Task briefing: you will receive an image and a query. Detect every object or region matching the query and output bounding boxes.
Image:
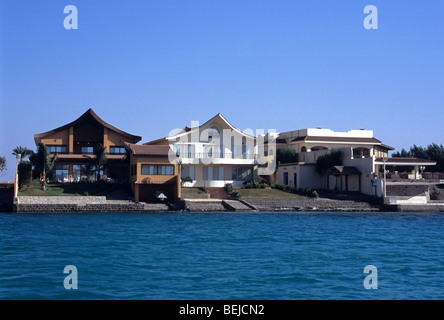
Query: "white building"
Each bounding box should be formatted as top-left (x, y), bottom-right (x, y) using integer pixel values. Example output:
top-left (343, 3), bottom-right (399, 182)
top-left (144, 113), bottom-right (273, 188)
top-left (274, 127), bottom-right (438, 197)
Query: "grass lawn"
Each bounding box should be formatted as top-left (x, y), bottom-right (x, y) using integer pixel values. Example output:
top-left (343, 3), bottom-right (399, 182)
top-left (18, 179), bottom-right (115, 196)
top-left (181, 187), bottom-right (207, 194)
top-left (238, 188), bottom-right (307, 199)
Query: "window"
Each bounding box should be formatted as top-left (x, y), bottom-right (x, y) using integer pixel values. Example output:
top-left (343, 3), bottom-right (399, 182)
top-left (283, 172), bottom-right (289, 185)
top-left (54, 165), bottom-right (69, 183)
top-left (173, 144), bottom-right (195, 158)
top-left (141, 165), bottom-right (174, 175)
top-left (353, 149), bottom-right (362, 158)
top-left (81, 146), bottom-right (94, 154)
top-left (363, 148), bottom-right (370, 158)
top-left (48, 145), bottom-right (67, 153)
top-left (203, 166), bottom-right (224, 180)
top-left (232, 167), bottom-right (253, 181)
top-left (207, 126), bottom-right (220, 139)
top-left (109, 146), bottom-right (126, 154)
top-left (72, 165), bottom-right (102, 182)
top-left (181, 166), bottom-right (195, 180)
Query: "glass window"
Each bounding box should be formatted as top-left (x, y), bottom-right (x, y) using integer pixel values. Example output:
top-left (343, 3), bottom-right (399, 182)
top-left (141, 165), bottom-right (174, 175)
top-left (110, 146), bottom-right (126, 154)
top-left (81, 146), bottom-right (94, 154)
top-left (232, 167), bottom-right (253, 181)
top-left (48, 145), bottom-right (67, 153)
top-left (54, 165), bottom-right (69, 183)
top-left (181, 166), bottom-right (195, 180)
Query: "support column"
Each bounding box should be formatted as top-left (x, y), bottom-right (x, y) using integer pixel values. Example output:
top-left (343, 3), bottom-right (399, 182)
top-left (69, 126), bottom-right (74, 154)
top-left (134, 184), bottom-right (140, 202)
top-left (103, 127), bottom-right (109, 153)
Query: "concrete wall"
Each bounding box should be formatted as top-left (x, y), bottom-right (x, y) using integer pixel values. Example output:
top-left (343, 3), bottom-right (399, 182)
top-left (343, 157), bottom-right (375, 196)
top-left (386, 184), bottom-right (431, 198)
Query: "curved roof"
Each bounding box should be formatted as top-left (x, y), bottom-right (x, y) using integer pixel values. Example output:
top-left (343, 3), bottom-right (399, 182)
top-left (34, 108), bottom-right (142, 143)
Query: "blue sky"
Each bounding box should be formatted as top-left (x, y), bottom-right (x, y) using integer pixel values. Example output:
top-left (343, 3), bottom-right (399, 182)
top-left (1, 0), bottom-right (443, 180)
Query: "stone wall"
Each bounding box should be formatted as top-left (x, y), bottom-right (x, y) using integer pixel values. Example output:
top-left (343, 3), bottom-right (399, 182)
top-left (14, 196), bottom-right (170, 213)
top-left (386, 184), bottom-right (431, 198)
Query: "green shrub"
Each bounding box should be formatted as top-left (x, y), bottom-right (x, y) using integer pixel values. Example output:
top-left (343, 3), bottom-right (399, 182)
top-left (181, 176), bottom-right (193, 183)
top-left (224, 183), bottom-right (233, 193)
top-left (18, 161), bottom-right (32, 190)
top-left (228, 190), bottom-right (241, 199)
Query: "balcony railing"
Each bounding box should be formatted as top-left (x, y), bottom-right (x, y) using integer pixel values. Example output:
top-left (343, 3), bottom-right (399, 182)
top-left (378, 172), bottom-right (443, 182)
top-left (178, 153), bottom-right (258, 160)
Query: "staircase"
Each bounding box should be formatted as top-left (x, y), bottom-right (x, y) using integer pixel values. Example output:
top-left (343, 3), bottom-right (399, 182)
top-left (206, 187), bottom-right (228, 199)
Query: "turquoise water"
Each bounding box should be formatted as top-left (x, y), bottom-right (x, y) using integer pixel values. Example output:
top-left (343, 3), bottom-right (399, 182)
top-left (1, 212), bottom-right (443, 300)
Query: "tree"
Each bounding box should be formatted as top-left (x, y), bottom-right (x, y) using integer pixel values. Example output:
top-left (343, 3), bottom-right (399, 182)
top-left (276, 147), bottom-right (299, 164)
top-left (12, 146), bottom-right (32, 163)
top-left (0, 156), bottom-right (6, 174)
top-left (315, 149), bottom-right (342, 175)
top-left (29, 142), bottom-right (58, 190)
top-left (93, 144), bottom-right (107, 182)
top-left (315, 149), bottom-right (342, 188)
top-left (392, 143), bottom-right (444, 172)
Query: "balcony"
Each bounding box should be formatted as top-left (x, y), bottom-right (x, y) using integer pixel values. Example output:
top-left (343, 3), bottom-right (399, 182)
top-left (178, 153), bottom-right (262, 165)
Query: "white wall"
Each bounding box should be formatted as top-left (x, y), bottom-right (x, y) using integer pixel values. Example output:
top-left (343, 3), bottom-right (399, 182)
top-left (343, 157), bottom-right (375, 196)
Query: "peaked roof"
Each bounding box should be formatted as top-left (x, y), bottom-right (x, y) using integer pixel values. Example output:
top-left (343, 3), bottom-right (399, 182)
top-left (34, 108), bottom-right (142, 143)
top-left (166, 113), bottom-right (256, 140)
top-left (124, 143), bottom-right (175, 157)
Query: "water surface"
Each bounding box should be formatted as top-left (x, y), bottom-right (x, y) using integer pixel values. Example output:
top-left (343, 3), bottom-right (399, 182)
top-left (1, 212), bottom-right (443, 299)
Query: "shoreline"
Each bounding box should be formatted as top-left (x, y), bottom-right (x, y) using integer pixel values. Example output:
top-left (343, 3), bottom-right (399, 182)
top-left (9, 195), bottom-right (444, 213)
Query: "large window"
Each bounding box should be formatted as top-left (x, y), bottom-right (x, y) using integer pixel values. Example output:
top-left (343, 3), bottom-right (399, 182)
top-left (109, 146), bottom-right (126, 154)
top-left (181, 166), bottom-right (195, 180)
top-left (54, 165), bottom-right (69, 183)
top-left (203, 166), bottom-right (224, 180)
top-left (72, 165), bottom-right (103, 182)
top-left (232, 167), bottom-right (253, 181)
top-left (141, 165), bottom-right (174, 175)
top-left (48, 145), bottom-right (67, 153)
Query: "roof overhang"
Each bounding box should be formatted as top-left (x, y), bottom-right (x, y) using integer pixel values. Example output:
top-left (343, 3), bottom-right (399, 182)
top-left (375, 158), bottom-right (437, 166)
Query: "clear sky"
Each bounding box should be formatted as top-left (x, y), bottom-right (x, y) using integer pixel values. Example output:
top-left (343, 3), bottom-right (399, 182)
top-left (1, 0), bottom-right (443, 180)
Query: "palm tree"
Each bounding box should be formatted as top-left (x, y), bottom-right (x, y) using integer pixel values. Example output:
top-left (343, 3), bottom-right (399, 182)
top-left (12, 146), bottom-right (32, 163)
top-left (0, 156), bottom-right (6, 174)
top-left (29, 143), bottom-right (58, 190)
top-left (93, 144), bottom-right (107, 182)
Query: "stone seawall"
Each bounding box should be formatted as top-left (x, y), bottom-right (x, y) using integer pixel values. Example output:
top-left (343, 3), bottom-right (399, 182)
top-left (15, 196), bottom-right (170, 213)
top-left (11, 195), bottom-right (444, 213)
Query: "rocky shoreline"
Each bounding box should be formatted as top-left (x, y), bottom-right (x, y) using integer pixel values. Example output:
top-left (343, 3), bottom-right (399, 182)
top-left (8, 194), bottom-right (444, 213)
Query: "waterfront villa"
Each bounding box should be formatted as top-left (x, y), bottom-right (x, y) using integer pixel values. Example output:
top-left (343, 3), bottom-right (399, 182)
top-left (124, 143), bottom-right (180, 203)
top-left (34, 108), bottom-right (141, 183)
top-left (142, 113), bottom-right (270, 189)
top-left (32, 109), bottom-right (441, 204)
top-left (274, 127), bottom-right (439, 200)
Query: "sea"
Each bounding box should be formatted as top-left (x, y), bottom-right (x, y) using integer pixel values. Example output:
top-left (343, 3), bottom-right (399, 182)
top-left (1, 211), bottom-right (443, 300)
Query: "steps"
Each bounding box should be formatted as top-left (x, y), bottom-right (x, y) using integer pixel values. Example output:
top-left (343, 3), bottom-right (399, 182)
top-left (206, 187), bottom-right (228, 199)
top-left (222, 200), bottom-right (255, 212)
